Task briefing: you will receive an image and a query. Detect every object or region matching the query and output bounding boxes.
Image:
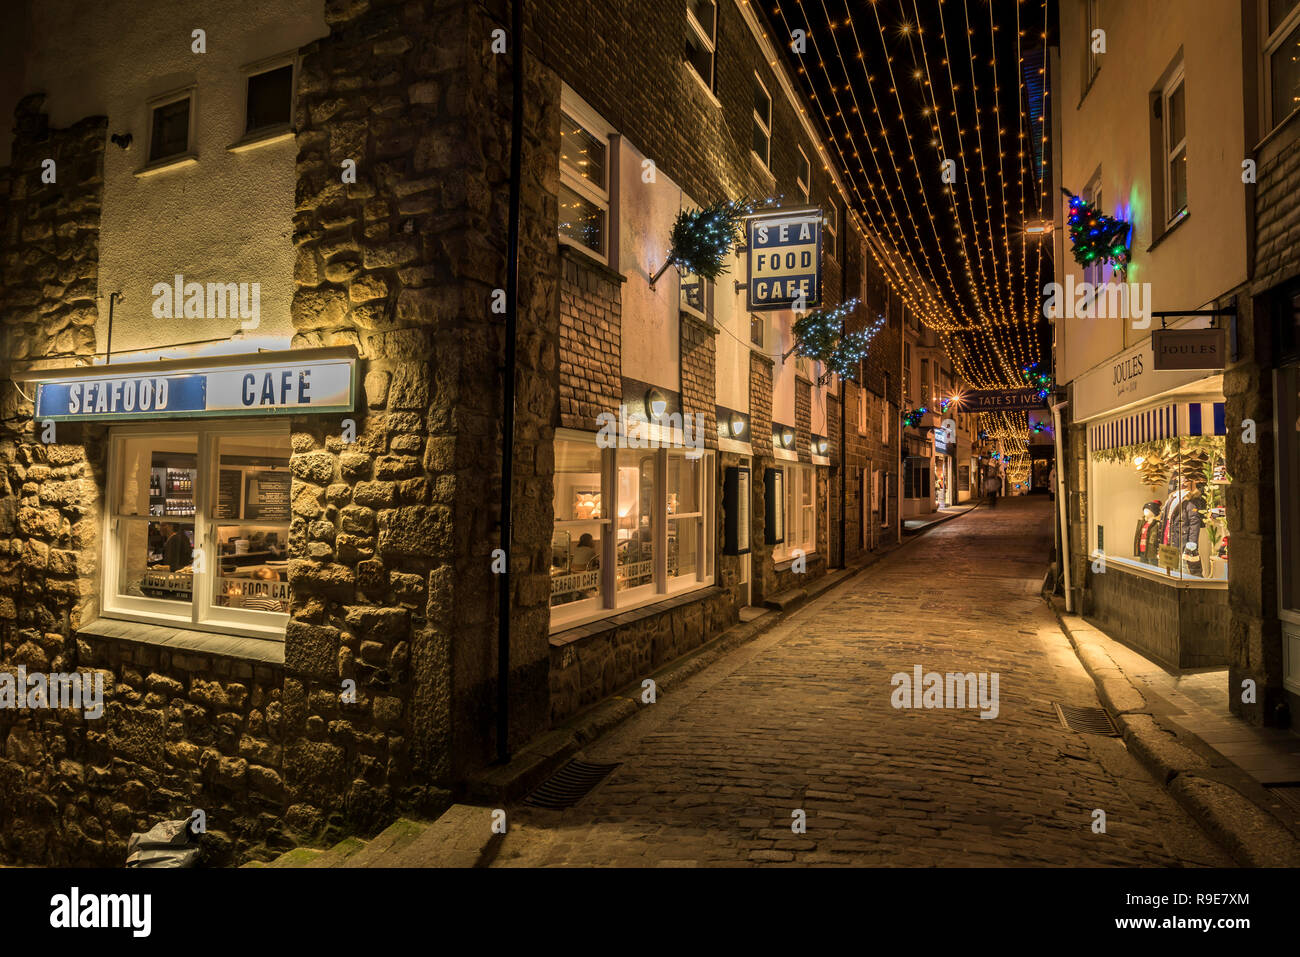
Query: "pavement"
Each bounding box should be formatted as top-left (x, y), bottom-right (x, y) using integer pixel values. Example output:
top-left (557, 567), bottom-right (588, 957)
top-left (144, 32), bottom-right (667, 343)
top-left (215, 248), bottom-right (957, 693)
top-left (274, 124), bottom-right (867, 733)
top-left (273, 496), bottom-right (1300, 868)
top-left (468, 498), bottom-right (1239, 866)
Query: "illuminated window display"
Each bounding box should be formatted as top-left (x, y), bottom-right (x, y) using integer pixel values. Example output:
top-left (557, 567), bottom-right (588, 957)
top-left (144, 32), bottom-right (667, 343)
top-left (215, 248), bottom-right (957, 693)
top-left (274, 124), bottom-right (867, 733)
top-left (1089, 404), bottom-right (1230, 581)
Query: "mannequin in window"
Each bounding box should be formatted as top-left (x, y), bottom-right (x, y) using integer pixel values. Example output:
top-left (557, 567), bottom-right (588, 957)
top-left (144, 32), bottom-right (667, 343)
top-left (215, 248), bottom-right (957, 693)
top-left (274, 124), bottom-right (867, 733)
top-left (1133, 500), bottom-right (1162, 565)
top-left (1157, 475), bottom-right (1205, 576)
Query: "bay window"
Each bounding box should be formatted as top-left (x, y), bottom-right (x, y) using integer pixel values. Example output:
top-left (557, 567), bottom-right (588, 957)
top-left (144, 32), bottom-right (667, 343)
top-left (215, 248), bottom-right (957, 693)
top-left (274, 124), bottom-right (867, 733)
top-left (1265, 0), bottom-right (1300, 132)
top-left (551, 430), bottom-right (715, 630)
top-left (104, 422), bottom-right (291, 639)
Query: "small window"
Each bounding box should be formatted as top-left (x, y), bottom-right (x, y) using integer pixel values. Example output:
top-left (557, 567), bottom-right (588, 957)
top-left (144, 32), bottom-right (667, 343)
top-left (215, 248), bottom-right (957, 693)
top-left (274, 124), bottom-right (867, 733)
top-left (686, 0), bottom-right (717, 89)
top-left (1265, 0), bottom-right (1300, 132)
top-left (857, 388), bottom-right (868, 435)
top-left (797, 147), bottom-right (811, 203)
top-left (752, 74), bottom-right (772, 167)
top-left (680, 270), bottom-right (708, 318)
top-left (148, 95), bottom-right (192, 164)
top-left (824, 201), bottom-right (838, 260)
top-left (246, 64), bottom-right (294, 135)
top-left (750, 314), bottom-right (764, 347)
top-left (558, 102), bottom-right (613, 261)
top-left (1162, 69), bottom-right (1188, 226)
top-left (1084, 0), bottom-right (1102, 92)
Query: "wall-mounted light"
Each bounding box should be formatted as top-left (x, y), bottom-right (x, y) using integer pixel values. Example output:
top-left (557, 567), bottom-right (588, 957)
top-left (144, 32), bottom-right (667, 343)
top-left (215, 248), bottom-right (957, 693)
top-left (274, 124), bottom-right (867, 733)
top-left (645, 387), bottom-right (668, 419)
top-left (781, 426), bottom-right (795, 449)
top-left (816, 437), bottom-right (829, 455)
top-left (730, 412), bottom-right (746, 437)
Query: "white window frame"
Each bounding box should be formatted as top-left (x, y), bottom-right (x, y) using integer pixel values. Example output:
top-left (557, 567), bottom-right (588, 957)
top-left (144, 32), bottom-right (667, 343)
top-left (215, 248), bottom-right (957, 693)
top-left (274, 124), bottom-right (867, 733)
top-left (558, 90), bottom-right (615, 263)
top-left (141, 85), bottom-right (197, 174)
top-left (1263, 0), bottom-right (1300, 134)
top-left (1162, 66), bottom-right (1188, 228)
top-left (686, 0), bottom-right (718, 91)
top-left (857, 387), bottom-right (868, 435)
top-left (882, 400), bottom-right (890, 445)
top-left (1085, 0), bottom-right (1102, 92)
top-left (824, 201), bottom-right (838, 261)
top-left (231, 52), bottom-right (298, 151)
top-left (1082, 170), bottom-right (1103, 286)
top-left (550, 429), bottom-right (716, 633)
top-left (797, 146), bottom-right (811, 203)
top-left (101, 420), bottom-right (290, 642)
top-left (773, 463), bottom-right (816, 562)
top-left (752, 73), bottom-right (772, 169)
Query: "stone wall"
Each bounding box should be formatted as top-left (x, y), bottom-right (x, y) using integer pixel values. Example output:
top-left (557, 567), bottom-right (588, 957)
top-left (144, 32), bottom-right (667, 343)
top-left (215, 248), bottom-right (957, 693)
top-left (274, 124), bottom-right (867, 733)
top-left (680, 312), bottom-right (717, 451)
top-left (558, 247), bottom-right (622, 432)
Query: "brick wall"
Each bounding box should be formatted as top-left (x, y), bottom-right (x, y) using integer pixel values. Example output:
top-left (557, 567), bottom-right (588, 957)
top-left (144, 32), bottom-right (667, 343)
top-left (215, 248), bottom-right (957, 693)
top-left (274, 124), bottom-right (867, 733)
top-left (680, 312), bottom-right (718, 450)
top-left (558, 248), bottom-right (622, 432)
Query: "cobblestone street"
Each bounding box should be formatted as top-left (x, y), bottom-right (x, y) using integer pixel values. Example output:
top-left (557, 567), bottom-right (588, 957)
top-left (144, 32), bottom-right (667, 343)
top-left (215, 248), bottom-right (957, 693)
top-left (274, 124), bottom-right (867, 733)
top-left (494, 498), bottom-right (1231, 867)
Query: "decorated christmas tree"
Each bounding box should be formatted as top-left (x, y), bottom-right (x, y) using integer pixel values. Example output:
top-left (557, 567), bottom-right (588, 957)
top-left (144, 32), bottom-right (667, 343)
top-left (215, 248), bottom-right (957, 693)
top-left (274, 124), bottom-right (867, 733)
top-left (1061, 188), bottom-right (1132, 273)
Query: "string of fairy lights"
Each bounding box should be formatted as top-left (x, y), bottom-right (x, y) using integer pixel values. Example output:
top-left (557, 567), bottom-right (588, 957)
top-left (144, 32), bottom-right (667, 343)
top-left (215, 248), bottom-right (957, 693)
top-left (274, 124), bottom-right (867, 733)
top-left (769, 0), bottom-right (1053, 483)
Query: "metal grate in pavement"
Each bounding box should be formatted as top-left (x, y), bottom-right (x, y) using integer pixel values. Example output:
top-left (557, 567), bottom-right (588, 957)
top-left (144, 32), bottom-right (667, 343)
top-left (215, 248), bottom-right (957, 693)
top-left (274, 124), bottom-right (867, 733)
top-left (1267, 785), bottom-right (1300, 814)
top-left (523, 759), bottom-right (620, 809)
top-left (1053, 702), bottom-right (1120, 736)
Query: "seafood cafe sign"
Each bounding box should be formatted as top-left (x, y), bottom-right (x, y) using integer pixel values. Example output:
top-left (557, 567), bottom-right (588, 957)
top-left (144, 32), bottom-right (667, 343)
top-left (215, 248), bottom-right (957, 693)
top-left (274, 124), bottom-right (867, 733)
top-left (745, 207), bottom-right (823, 311)
top-left (29, 347), bottom-right (356, 422)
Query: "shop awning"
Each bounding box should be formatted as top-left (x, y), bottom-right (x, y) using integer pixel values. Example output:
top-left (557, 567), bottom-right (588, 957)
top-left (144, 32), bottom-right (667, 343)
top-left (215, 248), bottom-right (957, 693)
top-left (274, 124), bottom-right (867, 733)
top-left (1089, 401), bottom-right (1225, 452)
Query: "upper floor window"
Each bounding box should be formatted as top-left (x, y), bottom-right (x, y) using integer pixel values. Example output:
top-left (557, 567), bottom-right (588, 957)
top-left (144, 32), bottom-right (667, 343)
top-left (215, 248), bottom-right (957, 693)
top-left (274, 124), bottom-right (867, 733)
top-left (797, 147), bottom-right (811, 203)
top-left (824, 201), bottom-right (838, 260)
top-left (147, 90), bottom-right (194, 165)
top-left (686, 0), bottom-right (718, 90)
top-left (1082, 169), bottom-right (1103, 284)
top-left (1265, 0), bottom-right (1300, 131)
top-left (245, 62), bottom-right (295, 136)
top-left (752, 74), bottom-right (772, 168)
top-left (1161, 66), bottom-right (1188, 227)
top-left (558, 96), bottom-right (614, 262)
top-left (857, 387), bottom-right (868, 435)
top-left (1084, 0), bottom-right (1102, 92)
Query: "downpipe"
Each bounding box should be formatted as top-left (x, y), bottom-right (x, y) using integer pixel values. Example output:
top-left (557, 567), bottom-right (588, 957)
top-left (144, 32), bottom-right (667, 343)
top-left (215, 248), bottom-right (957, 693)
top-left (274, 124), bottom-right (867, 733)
top-left (1050, 398), bottom-right (1073, 613)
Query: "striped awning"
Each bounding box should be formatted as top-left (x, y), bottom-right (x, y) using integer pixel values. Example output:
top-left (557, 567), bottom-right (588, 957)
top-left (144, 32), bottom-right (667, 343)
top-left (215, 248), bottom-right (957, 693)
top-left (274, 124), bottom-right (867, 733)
top-left (1089, 401), bottom-right (1225, 452)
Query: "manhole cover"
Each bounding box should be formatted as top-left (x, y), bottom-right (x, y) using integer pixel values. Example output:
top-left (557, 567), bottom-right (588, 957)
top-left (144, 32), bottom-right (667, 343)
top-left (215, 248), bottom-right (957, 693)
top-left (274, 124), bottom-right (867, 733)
top-left (1053, 702), bottom-right (1120, 736)
top-left (523, 759), bottom-right (620, 809)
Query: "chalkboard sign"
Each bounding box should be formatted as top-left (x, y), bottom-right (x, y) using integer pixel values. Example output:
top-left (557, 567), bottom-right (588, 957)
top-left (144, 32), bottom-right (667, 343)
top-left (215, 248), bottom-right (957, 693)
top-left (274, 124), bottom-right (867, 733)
top-left (215, 470), bottom-right (242, 519)
top-left (245, 471), bottom-right (290, 521)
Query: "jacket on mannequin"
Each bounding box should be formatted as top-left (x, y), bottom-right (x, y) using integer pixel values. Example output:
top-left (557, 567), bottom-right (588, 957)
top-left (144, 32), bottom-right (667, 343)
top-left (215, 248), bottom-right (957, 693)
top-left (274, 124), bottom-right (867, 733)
top-left (1158, 484), bottom-right (1205, 574)
top-left (1133, 501), bottom-right (1162, 565)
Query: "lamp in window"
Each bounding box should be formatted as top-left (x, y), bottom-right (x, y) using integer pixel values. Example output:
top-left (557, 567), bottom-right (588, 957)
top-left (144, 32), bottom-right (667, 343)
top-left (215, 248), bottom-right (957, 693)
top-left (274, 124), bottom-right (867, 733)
top-left (729, 412), bottom-right (746, 438)
top-left (645, 387), bottom-right (668, 419)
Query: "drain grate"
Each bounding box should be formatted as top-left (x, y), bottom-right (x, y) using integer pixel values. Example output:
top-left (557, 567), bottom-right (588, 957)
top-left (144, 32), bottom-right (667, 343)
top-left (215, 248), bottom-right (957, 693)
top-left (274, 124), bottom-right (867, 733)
top-left (1053, 702), bottom-right (1120, 736)
top-left (1267, 786), bottom-right (1300, 814)
top-left (523, 759), bottom-right (620, 810)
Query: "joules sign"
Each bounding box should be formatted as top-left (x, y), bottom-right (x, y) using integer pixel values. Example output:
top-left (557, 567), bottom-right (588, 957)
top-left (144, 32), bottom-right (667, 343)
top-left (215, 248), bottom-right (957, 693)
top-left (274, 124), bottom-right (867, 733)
top-left (31, 350), bottom-right (356, 422)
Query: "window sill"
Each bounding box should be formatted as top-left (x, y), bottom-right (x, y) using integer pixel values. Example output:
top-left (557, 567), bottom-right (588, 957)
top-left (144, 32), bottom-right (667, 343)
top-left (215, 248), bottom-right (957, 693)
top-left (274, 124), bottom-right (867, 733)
top-left (773, 551), bottom-right (816, 572)
top-left (1146, 210), bottom-right (1189, 254)
top-left (559, 241), bottom-right (624, 283)
top-left (228, 127), bottom-right (295, 153)
top-left (1099, 555), bottom-right (1228, 589)
top-left (79, 616), bottom-right (285, 664)
top-left (135, 152), bottom-right (199, 177)
top-left (684, 62), bottom-right (722, 109)
top-left (550, 584), bottom-right (724, 643)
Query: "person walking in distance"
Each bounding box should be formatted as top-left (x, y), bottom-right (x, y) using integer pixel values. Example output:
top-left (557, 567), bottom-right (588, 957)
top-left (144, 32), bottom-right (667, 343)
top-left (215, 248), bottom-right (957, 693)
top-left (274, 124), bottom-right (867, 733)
top-left (983, 470), bottom-right (1001, 509)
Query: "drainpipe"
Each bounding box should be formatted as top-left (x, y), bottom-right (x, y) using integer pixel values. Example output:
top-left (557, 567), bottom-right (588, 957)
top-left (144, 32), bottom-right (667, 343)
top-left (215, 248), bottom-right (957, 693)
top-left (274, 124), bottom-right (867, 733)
top-left (1051, 398), bottom-right (1072, 612)
top-left (837, 254), bottom-right (847, 568)
top-left (496, 0), bottom-right (525, 765)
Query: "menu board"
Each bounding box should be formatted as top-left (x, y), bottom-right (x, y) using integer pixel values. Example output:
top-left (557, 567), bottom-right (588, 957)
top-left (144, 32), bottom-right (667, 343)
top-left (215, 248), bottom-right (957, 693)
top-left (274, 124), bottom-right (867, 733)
top-left (245, 471), bottom-right (290, 521)
top-left (215, 470), bottom-right (242, 519)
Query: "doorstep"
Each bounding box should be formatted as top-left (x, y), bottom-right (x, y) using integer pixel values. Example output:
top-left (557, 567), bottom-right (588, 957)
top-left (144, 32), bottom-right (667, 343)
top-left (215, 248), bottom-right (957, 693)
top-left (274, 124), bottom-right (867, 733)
top-left (1047, 595), bottom-right (1300, 866)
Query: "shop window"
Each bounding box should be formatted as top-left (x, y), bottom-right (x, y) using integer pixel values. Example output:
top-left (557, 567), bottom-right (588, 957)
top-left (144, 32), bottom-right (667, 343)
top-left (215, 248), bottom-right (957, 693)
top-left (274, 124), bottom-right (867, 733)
top-left (550, 432), bottom-right (715, 630)
top-left (686, 0), bottom-right (717, 90)
top-left (558, 96), bottom-right (613, 262)
top-left (904, 456), bottom-right (931, 499)
top-left (147, 91), bottom-right (193, 164)
top-left (1088, 403), bottom-right (1230, 581)
top-left (752, 73), bottom-right (772, 168)
top-left (773, 463), bottom-right (815, 561)
top-left (245, 62), bottom-right (294, 136)
top-left (1265, 0), bottom-right (1300, 132)
top-left (104, 424), bottom-right (291, 639)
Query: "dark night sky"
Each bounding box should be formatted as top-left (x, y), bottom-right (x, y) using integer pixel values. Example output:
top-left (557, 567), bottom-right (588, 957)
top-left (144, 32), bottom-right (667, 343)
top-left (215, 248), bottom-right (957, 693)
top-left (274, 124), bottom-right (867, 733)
top-left (763, 0), bottom-right (1058, 391)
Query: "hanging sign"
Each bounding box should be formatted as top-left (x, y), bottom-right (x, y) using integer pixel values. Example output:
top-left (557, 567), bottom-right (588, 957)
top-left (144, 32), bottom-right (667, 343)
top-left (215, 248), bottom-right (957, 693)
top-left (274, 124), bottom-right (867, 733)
top-left (962, 388), bottom-right (1046, 412)
top-left (1151, 328), bottom-right (1227, 370)
top-left (745, 207), bottom-right (823, 311)
top-left (29, 347), bottom-right (357, 422)
top-left (723, 466), bottom-right (751, 555)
